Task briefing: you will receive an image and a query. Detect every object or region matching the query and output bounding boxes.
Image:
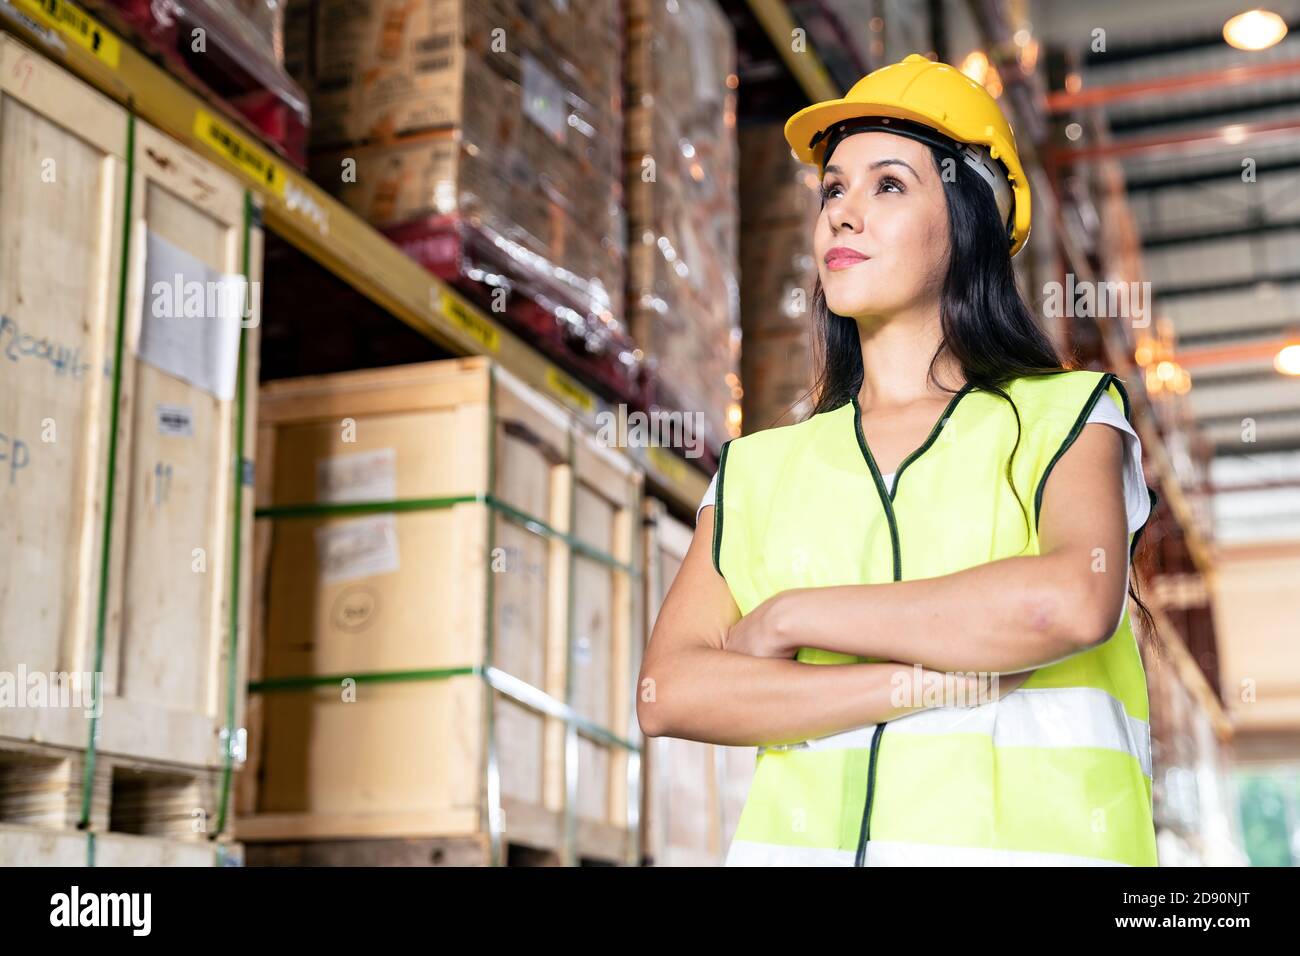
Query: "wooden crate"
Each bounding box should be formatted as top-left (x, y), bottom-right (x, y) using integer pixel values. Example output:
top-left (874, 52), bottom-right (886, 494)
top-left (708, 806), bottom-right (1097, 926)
top-left (238, 357), bottom-right (643, 864)
top-left (0, 35), bottom-right (261, 774)
top-left (0, 37), bottom-right (127, 725)
top-left (640, 498), bottom-right (756, 865)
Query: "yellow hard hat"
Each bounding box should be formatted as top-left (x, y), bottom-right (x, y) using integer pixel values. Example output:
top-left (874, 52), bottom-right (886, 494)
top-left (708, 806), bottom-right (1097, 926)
top-left (785, 53), bottom-right (1032, 257)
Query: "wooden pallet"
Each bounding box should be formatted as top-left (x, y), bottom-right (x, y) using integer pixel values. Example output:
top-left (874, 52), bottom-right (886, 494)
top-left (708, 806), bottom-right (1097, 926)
top-left (242, 832), bottom-right (602, 867)
top-left (0, 737), bottom-right (237, 864)
top-left (0, 823), bottom-right (242, 866)
top-left (243, 828), bottom-right (632, 867)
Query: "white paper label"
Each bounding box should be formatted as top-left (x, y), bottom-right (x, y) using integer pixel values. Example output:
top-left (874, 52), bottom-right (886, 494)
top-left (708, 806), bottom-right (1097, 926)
top-left (316, 448), bottom-right (397, 503)
top-left (315, 515), bottom-right (400, 585)
top-left (521, 53), bottom-right (567, 143)
top-left (138, 231), bottom-right (246, 401)
top-left (156, 403), bottom-right (195, 438)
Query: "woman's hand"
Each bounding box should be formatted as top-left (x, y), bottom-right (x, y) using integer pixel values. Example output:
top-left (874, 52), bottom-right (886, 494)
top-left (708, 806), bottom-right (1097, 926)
top-left (722, 591), bottom-right (800, 659)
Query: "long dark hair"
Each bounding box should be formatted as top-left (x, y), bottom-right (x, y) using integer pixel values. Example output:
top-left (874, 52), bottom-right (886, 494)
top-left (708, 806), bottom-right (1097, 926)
top-left (800, 141), bottom-right (1160, 655)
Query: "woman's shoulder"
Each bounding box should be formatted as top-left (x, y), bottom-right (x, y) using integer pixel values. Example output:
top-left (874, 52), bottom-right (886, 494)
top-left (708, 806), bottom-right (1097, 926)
top-left (1002, 368), bottom-right (1135, 423)
top-left (1004, 367), bottom-right (1109, 394)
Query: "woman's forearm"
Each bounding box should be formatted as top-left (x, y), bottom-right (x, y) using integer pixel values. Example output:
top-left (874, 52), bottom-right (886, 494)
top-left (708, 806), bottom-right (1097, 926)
top-left (639, 646), bottom-right (963, 748)
top-left (774, 551), bottom-right (1092, 673)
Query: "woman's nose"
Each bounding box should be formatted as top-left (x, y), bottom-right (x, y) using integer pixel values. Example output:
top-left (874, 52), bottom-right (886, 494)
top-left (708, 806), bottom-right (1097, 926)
top-left (832, 208), bottom-right (862, 234)
top-left (828, 197), bottom-right (863, 233)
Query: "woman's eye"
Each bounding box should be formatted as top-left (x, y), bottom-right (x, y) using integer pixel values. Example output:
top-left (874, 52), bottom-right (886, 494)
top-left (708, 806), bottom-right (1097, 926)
top-left (820, 177), bottom-right (902, 203)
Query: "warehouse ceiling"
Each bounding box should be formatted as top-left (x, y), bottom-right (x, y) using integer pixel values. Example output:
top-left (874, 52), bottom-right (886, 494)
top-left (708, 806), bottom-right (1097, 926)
top-left (1038, 0), bottom-right (1300, 545)
top-left (722, 0), bottom-right (951, 122)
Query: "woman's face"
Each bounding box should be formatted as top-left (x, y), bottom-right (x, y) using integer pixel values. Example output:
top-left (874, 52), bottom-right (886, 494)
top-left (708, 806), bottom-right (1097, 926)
top-left (813, 131), bottom-right (951, 321)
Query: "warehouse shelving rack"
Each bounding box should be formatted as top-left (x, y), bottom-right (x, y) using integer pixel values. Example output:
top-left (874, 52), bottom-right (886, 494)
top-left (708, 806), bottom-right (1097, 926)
top-left (742, 0), bottom-right (841, 102)
top-left (0, 0), bottom-right (709, 512)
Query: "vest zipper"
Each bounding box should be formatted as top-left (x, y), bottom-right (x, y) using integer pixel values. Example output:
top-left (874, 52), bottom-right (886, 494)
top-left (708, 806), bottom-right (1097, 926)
top-left (848, 385), bottom-right (973, 866)
top-left (853, 722), bottom-right (886, 866)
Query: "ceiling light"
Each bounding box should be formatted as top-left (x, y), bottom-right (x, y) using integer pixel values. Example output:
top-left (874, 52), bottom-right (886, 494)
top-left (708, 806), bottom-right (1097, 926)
top-left (960, 50), bottom-right (990, 85)
top-left (1275, 343), bottom-right (1300, 376)
top-left (1223, 9), bottom-right (1288, 51)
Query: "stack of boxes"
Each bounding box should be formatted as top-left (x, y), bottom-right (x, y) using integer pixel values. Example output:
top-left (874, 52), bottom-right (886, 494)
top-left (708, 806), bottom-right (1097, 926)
top-left (287, 0), bottom-right (746, 456)
top-left (289, 0), bottom-right (634, 396)
top-left (624, 0), bottom-right (741, 454)
top-left (737, 123), bottom-right (822, 432)
top-left (83, 0), bottom-right (309, 162)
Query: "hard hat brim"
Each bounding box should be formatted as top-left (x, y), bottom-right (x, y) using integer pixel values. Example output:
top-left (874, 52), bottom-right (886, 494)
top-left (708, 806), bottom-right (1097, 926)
top-left (785, 100), bottom-right (941, 167)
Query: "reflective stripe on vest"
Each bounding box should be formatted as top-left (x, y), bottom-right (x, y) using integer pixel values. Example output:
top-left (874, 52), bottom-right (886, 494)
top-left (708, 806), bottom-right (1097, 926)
top-left (758, 685), bottom-right (1152, 779)
top-left (725, 839), bottom-right (1131, 867)
top-left (715, 369), bottom-right (1159, 867)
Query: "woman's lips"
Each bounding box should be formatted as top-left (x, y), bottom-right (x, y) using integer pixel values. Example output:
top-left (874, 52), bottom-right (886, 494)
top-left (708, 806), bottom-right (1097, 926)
top-left (825, 247), bottom-right (870, 270)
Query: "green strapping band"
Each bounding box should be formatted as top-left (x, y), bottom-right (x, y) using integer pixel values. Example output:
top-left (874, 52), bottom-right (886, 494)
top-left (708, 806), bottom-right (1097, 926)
top-left (250, 666), bottom-right (478, 692)
top-left (214, 190), bottom-right (254, 838)
top-left (254, 494), bottom-right (639, 577)
top-left (82, 111), bottom-right (136, 859)
top-left (256, 494), bottom-right (475, 518)
top-left (246, 665), bottom-right (639, 752)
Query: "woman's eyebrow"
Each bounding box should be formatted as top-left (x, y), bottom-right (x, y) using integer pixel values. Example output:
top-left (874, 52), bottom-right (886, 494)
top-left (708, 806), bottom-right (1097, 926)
top-left (823, 158), bottom-right (921, 180)
top-left (871, 158), bottom-right (921, 180)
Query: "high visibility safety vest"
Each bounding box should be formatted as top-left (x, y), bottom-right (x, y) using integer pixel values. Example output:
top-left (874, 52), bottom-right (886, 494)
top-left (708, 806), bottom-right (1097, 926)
top-left (714, 369), bottom-right (1160, 866)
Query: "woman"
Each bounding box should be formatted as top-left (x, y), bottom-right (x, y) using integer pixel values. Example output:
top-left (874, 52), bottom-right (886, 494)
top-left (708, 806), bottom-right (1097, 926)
top-left (636, 55), bottom-right (1162, 866)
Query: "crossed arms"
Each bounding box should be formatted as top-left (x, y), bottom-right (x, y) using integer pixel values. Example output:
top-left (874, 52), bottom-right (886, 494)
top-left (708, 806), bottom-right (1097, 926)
top-left (635, 422), bottom-right (1130, 747)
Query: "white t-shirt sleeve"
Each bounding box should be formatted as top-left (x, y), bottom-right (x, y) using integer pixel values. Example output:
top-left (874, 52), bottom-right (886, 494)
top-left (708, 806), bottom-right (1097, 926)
top-left (1087, 391), bottom-right (1152, 537)
top-left (1086, 391), bottom-right (1152, 635)
top-left (697, 469), bottom-right (718, 521)
top-left (695, 392), bottom-right (1151, 535)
